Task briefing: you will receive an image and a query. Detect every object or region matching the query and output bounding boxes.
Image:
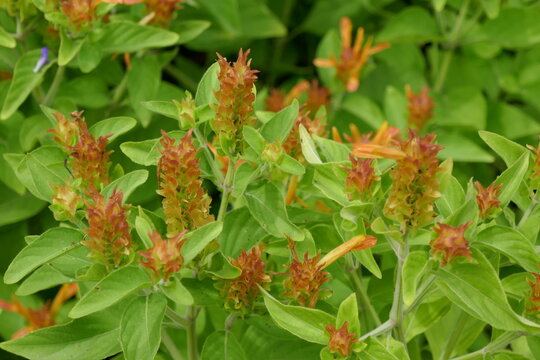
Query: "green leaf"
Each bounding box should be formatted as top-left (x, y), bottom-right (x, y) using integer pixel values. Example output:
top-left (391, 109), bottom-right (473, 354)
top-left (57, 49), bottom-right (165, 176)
top-left (201, 331), bottom-right (247, 360)
top-left (402, 251), bottom-right (429, 306)
top-left (0, 190), bottom-right (46, 227)
top-left (160, 276), bottom-right (194, 306)
top-left (243, 126), bottom-right (265, 154)
top-left (0, 307), bottom-right (122, 360)
top-left (78, 39), bottom-right (102, 73)
top-left (170, 20), bottom-right (211, 44)
top-left (120, 131), bottom-right (184, 166)
top-left (313, 164), bottom-right (349, 206)
top-left (474, 226), bottom-right (540, 273)
top-left (120, 293), bottom-right (167, 360)
top-left (59, 30), bottom-right (84, 66)
top-left (205, 252), bottom-right (241, 279)
top-left (315, 136), bottom-right (351, 163)
top-left (261, 288), bottom-right (335, 345)
top-left (357, 337), bottom-right (400, 360)
top-left (437, 132), bottom-right (494, 163)
top-left (219, 207), bottom-right (268, 257)
top-left (493, 152), bottom-right (529, 208)
top-left (142, 101), bottom-right (178, 120)
top-left (237, 0), bottom-right (286, 38)
top-left (489, 103), bottom-right (540, 140)
top-left (98, 22), bottom-right (179, 53)
top-left (435, 248), bottom-right (540, 332)
top-left (101, 170), bottom-right (149, 203)
top-left (128, 56), bottom-right (161, 127)
top-left (4, 227), bottom-right (83, 284)
top-left (384, 86), bottom-right (407, 132)
top-left (341, 94), bottom-right (385, 130)
top-left (89, 116), bottom-right (137, 143)
top-left (481, 7), bottom-right (540, 48)
top-left (0, 25), bottom-right (15, 48)
top-left (232, 161), bottom-right (258, 198)
top-left (1, 49), bottom-right (55, 120)
top-left (436, 87), bottom-right (486, 130)
top-left (336, 293), bottom-right (360, 336)
top-left (276, 154), bottom-right (305, 175)
top-left (436, 176), bottom-right (465, 219)
top-left (433, 0), bottom-right (447, 12)
top-left (260, 100), bottom-right (299, 143)
top-left (480, 0), bottom-right (500, 18)
top-left (377, 6), bottom-right (440, 43)
top-left (300, 125), bottom-right (323, 164)
top-left (69, 266), bottom-right (152, 318)
top-left (183, 221), bottom-right (223, 264)
top-left (195, 62), bottom-right (219, 107)
top-left (244, 181), bottom-right (304, 241)
top-left (478, 131), bottom-right (527, 167)
top-left (135, 215), bottom-right (154, 249)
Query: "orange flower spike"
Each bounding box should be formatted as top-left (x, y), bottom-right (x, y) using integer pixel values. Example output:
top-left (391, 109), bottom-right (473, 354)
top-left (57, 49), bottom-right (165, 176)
top-left (430, 222), bottom-right (472, 267)
top-left (84, 188), bottom-right (134, 267)
top-left (384, 131), bottom-right (443, 229)
top-left (139, 230), bottom-right (186, 282)
top-left (344, 156), bottom-right (379, 201)
top-left (50, 182), bottom-right (83, 221)
top-left (49, 111), bottom-right (80, 149)
top-left (265, 89), bottom-right (287, 112)
top-left (526, 273), bottom-right (540, 315)
top-left (283, 240), bottom-right (331, 308)
top-left (305, 80), bottom-right (330, 115)
top-left (213, 49), bottom-right (258, 155)
top-left (157, 130), bottom-right (214, 237)
top-left (314, 17), bottom-right (389, 92)
top-left (143, 0), bottom-right (183, 26)
top-left (406, 85), bottom-right (435, 131)
top-left (222, 244), bottom-right (271, 314)
top-left (326, 321), bottom-right (359, 357)
top-left (475, 181), bottom-right (502, 219)
top-left (318, 235), bottom-right (377, 269)
top-left (527, 139), bottom-right (540, 190)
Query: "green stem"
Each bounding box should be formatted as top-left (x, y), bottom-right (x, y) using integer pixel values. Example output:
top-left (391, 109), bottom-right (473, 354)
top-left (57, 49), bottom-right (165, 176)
top-left (42, 65), bottom-right (65, 106)
top-left (389, 237), bottom-right (409, 347)
top-left (451, 332), bottom-right (524, 360)
top-left (517, 194), bottom-right (539, 228)
top-left (358, 319), bottom-right (395, 342)
top-left (186, 307), bottom-right (200, 360)
top-left (405, 274), bottom-right (436, 315)
top-left (217, 158), bottom-right (235, 222)
top-left (165, 307), bottom-right (190, 328)
top-left (111, 72), bottom-right (129, 105)
top-left (434, 50), bottom-right (453, 93)
top-left (439, 310), bottom-right (468, 360)
top-left (348, 265), bottom-right (381, 327)
top-left (161, 329), bottom-right (184, 360)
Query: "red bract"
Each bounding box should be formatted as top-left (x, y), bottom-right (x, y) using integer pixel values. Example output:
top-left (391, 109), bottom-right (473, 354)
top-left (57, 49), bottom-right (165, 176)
top-left (475, 181), bottom-right (502, 219)
top-left (314, 17), bottom-right (389, 92)
top-left (139, 230), bottom-right (186, 282)
top-left (430, 222), bottom-right (472, 267)
top-left (157, 130), bottom-right (213, 237)
top-left (84, 188), bottom-right (134, 267)
top-left (0, 283), bottom-right (77, 338)
top-left (212, 49), bottom-right (258, 155)
top-left (283, 240), bottom-right (330, 308)
top-left (344, 156), bottom-right (379, 201)
top-left (384, 131), bottom-right (443, 229)
top-left (406, 85), bottom-right (434, 131)
top-left (221, 244), bottom-right (270, 314)
top-left (326, 321), bottom-right (358, 357)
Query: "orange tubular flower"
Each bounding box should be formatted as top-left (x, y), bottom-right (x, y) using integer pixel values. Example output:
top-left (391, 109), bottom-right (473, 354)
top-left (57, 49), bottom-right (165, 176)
top-left (526, 273), bottom-right (540, 315)
top-left (139, 230), bottom-right (186, 282)
top-left (212, 49), bottom-right (258, 155)
top-left (221, 244), bottom-right (271, 314)
top-left (84, 188), bottom-right (134, 268)
top-left (0, 283), bottom-right (78, 339)
top-left (406, 85), bottom-right (434, 131)
top-left (326, 321), bottom-right (358, 357)
top-left (157, 130), bottom-right (213, 237)
top-left (314, 17), bottom-right (389, 92)
top-left (344, 156), bottom-right (379, 201)
top-left (384, 131), bottom-right (443, 229)
top-left (349, 121), bottom-right (404, 160)
top-left (430, 222), bottom-right (472, 267)
top-left (475, 181), bottom-right (502, 219)
top-left (317, 235), bottom-right (377, 269)
top-left (283, 241), bottom-right (331, 308)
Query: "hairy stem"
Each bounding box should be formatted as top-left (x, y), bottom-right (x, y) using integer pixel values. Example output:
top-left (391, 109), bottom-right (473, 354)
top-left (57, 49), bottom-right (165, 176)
top-left (517, 194), bottom-right (539, 228)
top-left (451, 332), bottom-right (524, 360)
top-left (389, 237), bottom-right (409, 347)
top-left (348, 265), bottom-right (381, 327)
top-left (359, 319), bottom-right (395, 342)
top-left (161, 329), bottom-right (184, 360)
top-left (186, 307), bottom-right (200, 360)
top-left (42, 65), bottom-right (65, 106)
top-left (165, 307), bottom-right (189, 328)
top-left (217, 158), bottom-right (235, 222)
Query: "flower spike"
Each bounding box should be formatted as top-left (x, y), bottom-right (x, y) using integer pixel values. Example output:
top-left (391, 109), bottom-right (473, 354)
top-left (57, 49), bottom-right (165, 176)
top-left (430, 222), bottom-right (472, 267)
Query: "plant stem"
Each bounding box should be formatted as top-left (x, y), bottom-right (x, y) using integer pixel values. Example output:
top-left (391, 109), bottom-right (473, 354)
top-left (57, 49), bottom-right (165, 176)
top-left (517, 194), bottom-right (539, 228)
top-left (439, 310), bottom-right (468, 360)
top-left (186, 307), bottom-right (200, 360)
top-left (42, 65), bottom-right (65, 106)
top-left (389, 236), bottom-right (409, 346)
top-left (358, 319), bottom-right (395, 342)
top-left (405, 274), bottom-right (436, 315)
top-left (161, 329), bottom-right (184, 360)
top-left (217, 158), bottom-right (235, 222)
top-left (451, 332), bottom-right (524, 360)
top-left (166, 307), bottom-right (190, 328)
top-left (348, 265), bottom-right (381, 327)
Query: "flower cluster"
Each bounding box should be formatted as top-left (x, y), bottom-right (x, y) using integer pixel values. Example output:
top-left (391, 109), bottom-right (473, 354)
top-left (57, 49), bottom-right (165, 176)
top-left (60, 0), bottom-right (101, 29)
top-left (475, 181), bottom-right (502, 219)
top-left (144, 0), bottom-right (183, 26)
top-left (283, 241), bottom-right (331, 308)
top-left (526, 273), bottom-right (540, 316)
top-left (344, 156), bottom-right (379, 201)
top-left (50, 182), bottom-right (83, 221)
top-left (139, 230), bottom-right (186, 282)
top-left (221, 244), bottom-right (270, 314)
top-left (348, 121), bottom-right (403, 160)
top-left (157, 130), bottom-right (213, 237)
top-left (384, 131), bottom-right (443, 229)
top-left (0, 283), bottom-right (77, 338)
top-left (325, 321), bottom-right (358, 357)
top-left (430, 222), bottom-right (472, 267)
top-left (49, 111), bottom-right (80, 149)
top-left (84, 188), bottom-right (134, 268)
top-left (314, 17), bottom-right (389, 92)
top-left (406, 85), bottom-right (434, 131)
top-left (212, 49), bottom-right (258, 155)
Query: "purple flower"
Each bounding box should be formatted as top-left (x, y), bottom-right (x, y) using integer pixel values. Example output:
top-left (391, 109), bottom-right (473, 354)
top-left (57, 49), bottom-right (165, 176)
top-left (33, 47), bottom-right (50, 73)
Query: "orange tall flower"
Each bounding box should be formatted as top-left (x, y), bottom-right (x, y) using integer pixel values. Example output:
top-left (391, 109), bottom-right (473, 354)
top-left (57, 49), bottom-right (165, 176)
top-left (344, 156), bottom-right (379, 201)
top-left (283, 241), bottom-right (331, 308)
top-left (265, 80), bottom-right (329, 115)
top-left (314, 17), bottom-right (389, 92)
top-left (317, 235), bottom-right (377, 269)
top-left (475, 181), bottom-right (502, 219)
top-left (526, 273), bottom-right (540, 316)
top-left (0, 283), bottom-right (78, 338)
top-left (430, 222), bottom-right (472, 267)
top-left (384, 131), bottom-right (443, 229)
top-left (157, 130), bottom-right (213, 237)
top-left (406, 85), bottom-right (434, 131)
top-left (349, 122), bottom-right (404, 160)
top-left (139, 230), bottom-right (186, 282)
top-left (84, 188), bottom-right (134, 267)
top-left (326, 321), bottom-right (358, 357)
top-left (221, 244), bottom-right (270, 314)
top-left (212, 49), bottom-right (258, 155)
